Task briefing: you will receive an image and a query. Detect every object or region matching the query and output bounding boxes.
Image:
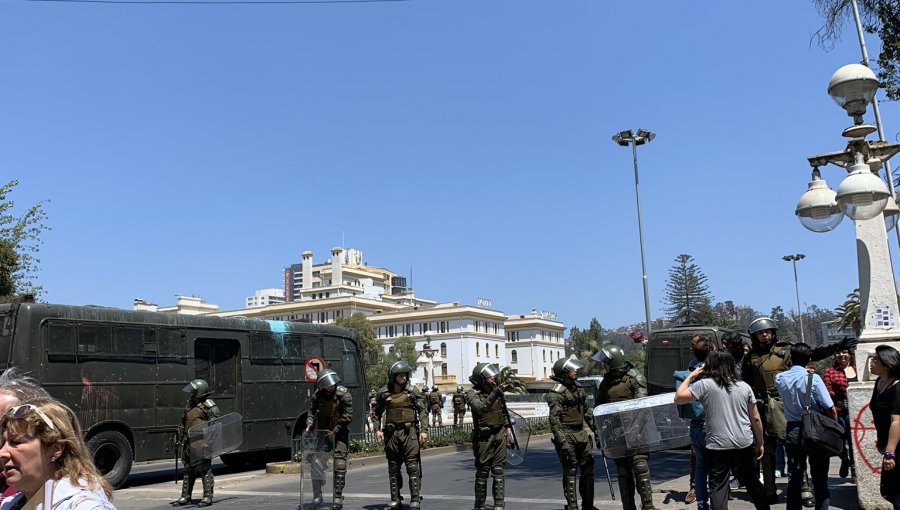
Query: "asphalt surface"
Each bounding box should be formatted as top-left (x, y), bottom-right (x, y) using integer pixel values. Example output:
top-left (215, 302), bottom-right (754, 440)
top-left (113, 436), bottom-right (860, 509)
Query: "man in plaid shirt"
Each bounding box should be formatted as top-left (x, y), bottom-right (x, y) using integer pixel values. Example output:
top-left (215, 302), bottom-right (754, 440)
top-left (823, 349), bottom-right (855, 479)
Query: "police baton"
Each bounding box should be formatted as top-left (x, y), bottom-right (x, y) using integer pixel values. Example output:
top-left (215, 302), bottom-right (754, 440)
top-left (600, 451), bottom-right (615, 500)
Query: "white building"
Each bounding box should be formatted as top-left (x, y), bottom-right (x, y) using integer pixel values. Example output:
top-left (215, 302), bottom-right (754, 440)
top-left (246, 288), bottom-right (286, 308)
top-left (134, 295), bottom-right (220, 315)
top-left (504, 309), bottom-right (567, 382)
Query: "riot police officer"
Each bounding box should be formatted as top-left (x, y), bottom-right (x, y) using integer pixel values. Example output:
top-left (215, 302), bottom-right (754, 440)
top-left (743, 317), bottom-right (857, 504)
top-left (467, 364), bottom-right (510, 510)
top-left (373, 361), bottom-right (429, 509)
top-left (177, 379), bottom-right (221, 507)
top-left (428, 385), bottom-right (443, 426)
top-left (452, 386), bottom-right (467, 426)
top-left (546, 357), bottom-right (598, 510)
top-left (593, 346), bottom-right (657, 510)
top-left (305, 368), bottom-right (353, 510)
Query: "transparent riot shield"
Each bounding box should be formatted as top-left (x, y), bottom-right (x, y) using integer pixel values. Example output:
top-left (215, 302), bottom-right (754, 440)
top-left (299, 430), bottom-right (334, 510)
top-left (505, 408), bottom-right (531, 467)
top-left (593, 393), bottom-right (690, 459)
top-left (187, 412), bottom-right (244, 465)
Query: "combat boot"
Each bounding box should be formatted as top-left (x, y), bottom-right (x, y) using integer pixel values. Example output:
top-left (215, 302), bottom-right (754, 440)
top-left (176, 472), bottom-right (194, 505)
top-left (636, 475), bottom-right (657, 510)
top-left (473, 469), bottom-right (489, 510)
top-left (332, 472), bottom-right (346, 510)
top-left (563, 474), bottom-right (579, 510)
top-left (311, 479), bottom-right (325, 506)
top-left (387, 471), bottom-right (402, 509)
top-left (579, 470), bottom-right (595, 510)
top-left (491, 466), bottom-right (505, 510)
top-left (801, 473), bottom-right (815, 508)
top-left (198, 470), bottom-right (214, 507)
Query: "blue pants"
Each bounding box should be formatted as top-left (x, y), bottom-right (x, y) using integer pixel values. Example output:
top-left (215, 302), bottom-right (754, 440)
top-left (690, 421), bottom-right (709, 510)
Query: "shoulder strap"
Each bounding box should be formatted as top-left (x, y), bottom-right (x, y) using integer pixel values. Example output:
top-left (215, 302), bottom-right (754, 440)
top-left (804, 372), bottom-right (814, 413)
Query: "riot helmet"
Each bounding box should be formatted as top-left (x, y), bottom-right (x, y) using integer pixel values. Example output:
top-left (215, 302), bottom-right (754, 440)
top-left (431, 385), bottom-right (438, 393)
top-left (748, 317), bottom-right (777, 337)
top-left (183, 379), bottom-right (212, 399)
top-left (388, 361), bottom-right (412, 388)
top-left (316, 368), bottom-right (340, 391)
top-left (591, 345), bottom-right (627, 370)
top-left (469, 363), bottom-right (500, 388)
top-left (552, 357), bottom-right (584, 380)
top-left (456, 385), bottom-right (464, 394)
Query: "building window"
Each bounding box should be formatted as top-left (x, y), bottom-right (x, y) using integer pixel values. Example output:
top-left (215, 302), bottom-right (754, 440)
top-left (476, 343), bottom-right (480, 356)
top-left (543, 367), bottom-right (547, 379)
top-left (439, 321), bottom-right (447, 333)
top-left (441, 363), bottom-right (448, 376)
top-left (440, 342), bottom-right (447, 357)
top-left (495, 344), bottom-right (499, 358)
top-left (511, 350), bottom-right (518, 364)
top-left (543, 350), bottom-right (546, 362)
top-left (493, 323), bottom-right (498, 335)
top-left (475, 321), bottom-right (480, 333)
top-left (405, 324), bottom-right (412, 336)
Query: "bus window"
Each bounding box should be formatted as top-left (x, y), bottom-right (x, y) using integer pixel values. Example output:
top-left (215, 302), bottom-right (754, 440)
top-left (195, 339), bottom-right (240, 399)
top-left (115, 327), bottom-right (150, 357)
top-left (303, 335), bottom-right (323, 359)
top-left (340, 340), bottom-right (359, 386)
top-left (159, 329), bottom-right (186, 358)
top-left (47, 322), bottom-right (75, 353)
top-left (250, 332), bottom-right (280, 362)
top-left (284, 334), bottom-right (303, 362)
top-left (0, 311), bottom-right (11, 364)
top-left (79, 324), bottom-right (113, 354)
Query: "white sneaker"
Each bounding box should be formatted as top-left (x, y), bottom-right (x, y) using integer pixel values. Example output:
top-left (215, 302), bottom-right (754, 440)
top-left (775, 470), bottom-right (782, 478)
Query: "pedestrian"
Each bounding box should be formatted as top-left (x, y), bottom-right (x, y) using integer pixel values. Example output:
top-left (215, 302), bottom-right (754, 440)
top-left (466, 363), bottom-right (510, 510)
top-left (867, 345), bottom-right (900, 510)
top-left (304, 368), bottom-right (353, 510)
top-left (428, 386), bottom-right (443, 426)
top-left (0, 398), bottom-right (117, 510)
top-left (673, 334), bottom-right (715, 510)
top-left (0, 367), bottom-right (52, 497)
top-left (675, 351), bottom-right (770, 510)
top-left (721, 332), bottom-right (746, 379)
top-left (742, 317), bottom-right (856, 504)
top-left (823, 349), bottom-right (856, 479)
top-left (775, 344), bottom-right (836, 510)
top-left (593, 346), bottom-right (657, 510)
top-left (366, 388), bottom-right (377, 433)
top-left (547, 357), bottom-right (598, 510)
top-left (373, 361), bottom-right (428, 510)
top-left (452, 386), bottom-right (467, 426)
top-left (176, 379), bottom-right (220, 507)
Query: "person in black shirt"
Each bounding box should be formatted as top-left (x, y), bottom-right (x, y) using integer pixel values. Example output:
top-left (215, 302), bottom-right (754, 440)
top-left (869, 345), bottom-right (900, 510)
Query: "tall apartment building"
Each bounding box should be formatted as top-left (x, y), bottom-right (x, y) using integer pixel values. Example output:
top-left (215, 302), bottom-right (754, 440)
top-left (246, 288), bottom-right (285, 308)
top-left (283, 248), bottom-right (407, 302)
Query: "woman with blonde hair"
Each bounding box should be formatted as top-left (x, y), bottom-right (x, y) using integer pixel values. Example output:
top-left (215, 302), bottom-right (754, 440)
top-left (0, 397), bottom-right (116, 510)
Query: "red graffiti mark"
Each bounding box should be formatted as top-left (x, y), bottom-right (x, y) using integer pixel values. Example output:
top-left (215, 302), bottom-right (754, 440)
top-left (853, 403), bottom-right (881, 474)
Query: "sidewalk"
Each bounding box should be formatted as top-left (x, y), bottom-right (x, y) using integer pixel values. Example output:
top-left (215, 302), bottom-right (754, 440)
top-left (650, 452), bottom-right (859, 510)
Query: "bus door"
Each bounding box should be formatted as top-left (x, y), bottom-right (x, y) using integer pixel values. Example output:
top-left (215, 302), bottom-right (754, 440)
top-left (194, 336), bottom-right (242, 417)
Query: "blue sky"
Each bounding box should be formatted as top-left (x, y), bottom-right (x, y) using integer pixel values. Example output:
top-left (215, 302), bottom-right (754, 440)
top-left (3, 0), bottom-right (899, 331)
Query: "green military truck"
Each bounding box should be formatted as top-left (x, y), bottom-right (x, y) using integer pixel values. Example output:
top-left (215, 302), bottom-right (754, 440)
top-left (0, 300), bottom-right (367, 488)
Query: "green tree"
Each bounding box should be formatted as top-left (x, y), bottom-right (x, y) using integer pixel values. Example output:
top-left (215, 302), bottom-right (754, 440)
top-left (0, 180), bottom-right (49, 299)
top-left (0, 241), bottom-right (18, 301)
top-left (812, 0), bottom-right (900, 100)
top-left (664, 254), bottom-right (715, 325)
top-left (835, 288), bottom-right (862, 337)
top-left (496, 366), bottom-right (527, 394)
top-left (567, 318), bottom-right (604, 375)
top-left (334, 313), bottom-right (386, 388)
top-left (770, 306), bottom-right (796, 342)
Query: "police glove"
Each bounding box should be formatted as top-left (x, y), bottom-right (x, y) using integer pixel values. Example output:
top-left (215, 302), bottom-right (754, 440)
top-left (838, 336), bottom-right (859, 352)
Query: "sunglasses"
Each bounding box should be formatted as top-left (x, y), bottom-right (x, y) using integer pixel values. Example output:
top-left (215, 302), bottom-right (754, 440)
top-left (6, 404), bottom-right (55, 431)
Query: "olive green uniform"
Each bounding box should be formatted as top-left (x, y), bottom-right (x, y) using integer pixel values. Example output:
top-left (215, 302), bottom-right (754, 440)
top-left (595, 368), bottom-right (656, 510)
top-left (452, 392), bottom-right (467, 426)
top-left (466, 386), bottom-right (508, 510)
top-left (374, 384), bottom-right (428, 508)
top-left (306, 385), bottom-right (353, 508)
top-left (547, 380), bottom-right (598, 510)
top-left (180, 398), bottom-right (221, 505)
top-left (428, 391), bottom-right (443, 426)
top-left (743, 340), bottom-right (838, 501)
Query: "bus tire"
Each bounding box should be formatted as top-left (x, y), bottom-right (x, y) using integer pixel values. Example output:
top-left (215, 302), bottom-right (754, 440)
top-left (87, 430), bottom-right (133, 489)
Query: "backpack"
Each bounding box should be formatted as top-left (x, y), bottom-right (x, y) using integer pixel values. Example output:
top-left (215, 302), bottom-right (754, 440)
top-left (673, 370), bottom-right (705, 421)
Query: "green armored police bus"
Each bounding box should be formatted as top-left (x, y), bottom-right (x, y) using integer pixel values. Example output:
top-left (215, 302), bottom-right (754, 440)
top-left (0, 300), bottom-right (367, 488)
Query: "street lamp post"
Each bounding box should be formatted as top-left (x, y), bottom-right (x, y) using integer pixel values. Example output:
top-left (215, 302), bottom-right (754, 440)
top-left (782, 253), bottom-right (806, 343)
top-left (613, 129), bottom-right (655, 336)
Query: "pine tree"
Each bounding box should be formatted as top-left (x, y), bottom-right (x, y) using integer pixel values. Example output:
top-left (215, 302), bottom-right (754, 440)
top-left (664, 254), bottom-right (714, 325)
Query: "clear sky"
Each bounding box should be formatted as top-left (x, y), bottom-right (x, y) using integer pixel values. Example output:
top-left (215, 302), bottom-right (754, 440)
top-left (3, 0), bottom-right (899, 331)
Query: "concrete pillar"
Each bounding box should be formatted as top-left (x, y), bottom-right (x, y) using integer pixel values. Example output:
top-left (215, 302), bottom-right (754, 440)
top-left (301, 251), bottom-right (313, 290)
top-left (331, 247), bottom-right (343, 288)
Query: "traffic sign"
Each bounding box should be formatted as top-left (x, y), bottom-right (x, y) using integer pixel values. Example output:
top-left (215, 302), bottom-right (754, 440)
top-left (304, 356), bottom-right (326, 383)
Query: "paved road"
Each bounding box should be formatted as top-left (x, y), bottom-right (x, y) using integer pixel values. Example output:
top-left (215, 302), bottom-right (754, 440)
top-left (115, 436), bottom-right (859, 510)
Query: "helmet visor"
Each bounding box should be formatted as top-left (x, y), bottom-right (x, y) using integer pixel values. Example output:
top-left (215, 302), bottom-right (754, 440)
top-left (562, 358), bottom-right (584, 373)
top-left (480, 364), bottom-right (501, 380)
top-left (591, 348), bottom-right (612, 363)
top-left (316, 371), bottom-right (340, 391)
top-left (182, 382), bottom-right (198, 394)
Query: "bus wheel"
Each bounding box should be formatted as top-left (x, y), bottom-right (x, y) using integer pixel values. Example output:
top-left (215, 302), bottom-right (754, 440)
top-left (87, 431), bottom-right (133, 489)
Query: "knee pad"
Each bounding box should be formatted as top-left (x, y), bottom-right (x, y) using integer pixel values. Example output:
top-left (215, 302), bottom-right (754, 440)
top-left (334, 458), bottom-right (348, 473)
top-left (405, 459), bottom-right (420, 477)
top-left (491, 465), bottom-right (504, 478)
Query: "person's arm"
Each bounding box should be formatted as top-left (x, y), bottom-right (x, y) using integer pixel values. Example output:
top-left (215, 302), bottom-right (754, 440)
top-left (305, 395), bottom-right (319, 432)
top-left (336, 390), bottom-right (353, 433)
top-left (748, 395), bottom-right (765, 460)
top-left (373, 392), bottom-right (386, 442)
top-left (674, 367), bottom-right (703, 404)
top-left (466, 388), bottom-right (502, 415)
top-left (546, 392), bottom-right (571, 452)
top-left (813, 374), bottom-right (836, 418)
top-left (415, 390), bottom-right (429, 443)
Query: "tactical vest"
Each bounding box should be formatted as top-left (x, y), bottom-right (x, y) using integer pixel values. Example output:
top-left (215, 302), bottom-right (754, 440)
top-left (599, 372), bottom-right (638, 403)
top-left (315, 391), bottom-right (340, 430)
top-left (184, 400), bottom-right (214, 431)
top-left (472, 393), bottom-right (504, 428)
top-left (452, 394), bottom-right (466, 409)
top-left (751, 343), bottom-right (790, 396)
top-left (384, 390), bottom-right (417, 424)
top-left (428, 393), bottom-right (441, 407)
top-left (552, 384), bottom-right (586, 426)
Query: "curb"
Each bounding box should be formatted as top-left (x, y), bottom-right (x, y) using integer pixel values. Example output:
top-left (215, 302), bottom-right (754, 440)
top-left (266, 443), bottom-right (474, 475)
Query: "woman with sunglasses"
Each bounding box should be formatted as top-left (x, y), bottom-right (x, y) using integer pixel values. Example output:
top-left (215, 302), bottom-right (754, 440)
top-left (0, 368), bottom-right (51, 498)
top-left (0, 398), bottom-right (116, 510)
